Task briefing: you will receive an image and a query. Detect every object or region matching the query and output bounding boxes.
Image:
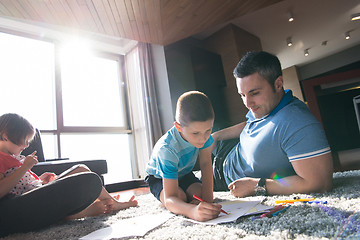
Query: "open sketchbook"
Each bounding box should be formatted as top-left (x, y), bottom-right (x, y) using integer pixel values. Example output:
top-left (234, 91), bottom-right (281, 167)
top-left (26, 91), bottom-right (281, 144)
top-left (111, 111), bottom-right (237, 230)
top-left (187, 200), bottom-right (273, 225)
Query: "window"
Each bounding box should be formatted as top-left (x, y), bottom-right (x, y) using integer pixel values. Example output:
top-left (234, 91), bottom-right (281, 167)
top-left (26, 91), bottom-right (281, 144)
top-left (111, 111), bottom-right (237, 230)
top-left (60, 43), bottom-right (127, 127)
top-left (0, 32), bottom-right (56, 129)
top-left (0, 31), bottom-right (136, 184)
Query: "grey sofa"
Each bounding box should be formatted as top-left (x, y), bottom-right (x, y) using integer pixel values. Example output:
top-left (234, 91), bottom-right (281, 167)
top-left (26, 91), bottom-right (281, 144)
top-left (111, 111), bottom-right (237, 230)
top-left (22, 129), bottom-right (108, 184)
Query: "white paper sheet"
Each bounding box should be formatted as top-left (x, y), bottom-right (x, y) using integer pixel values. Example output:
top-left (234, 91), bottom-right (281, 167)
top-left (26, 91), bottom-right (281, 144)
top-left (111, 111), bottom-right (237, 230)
top-left (80, 212), bottom-right (174, 240)
top-left (187, 200), bottom-right (261, 225)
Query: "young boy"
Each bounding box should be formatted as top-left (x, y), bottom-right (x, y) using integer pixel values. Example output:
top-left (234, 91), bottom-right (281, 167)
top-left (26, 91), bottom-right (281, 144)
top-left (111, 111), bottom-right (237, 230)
top-left (145, 91), bottom-right (222, 222)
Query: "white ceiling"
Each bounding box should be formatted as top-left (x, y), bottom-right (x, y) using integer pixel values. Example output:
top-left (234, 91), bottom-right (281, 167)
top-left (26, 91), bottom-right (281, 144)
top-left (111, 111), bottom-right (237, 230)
top-left (193, 0), bottom-right (360, 69)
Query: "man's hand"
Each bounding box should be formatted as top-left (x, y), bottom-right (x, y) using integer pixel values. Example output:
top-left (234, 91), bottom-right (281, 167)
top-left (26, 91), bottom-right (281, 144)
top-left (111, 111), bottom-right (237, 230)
top-left (228, 177), bottom-right (258, 198)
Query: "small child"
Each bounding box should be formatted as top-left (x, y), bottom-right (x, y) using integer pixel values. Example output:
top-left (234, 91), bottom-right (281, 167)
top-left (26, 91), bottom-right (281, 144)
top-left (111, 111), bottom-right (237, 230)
top-left (0, 113), bottom-right (138, 236)
top-left (145, 91), bottom-right (222, 222)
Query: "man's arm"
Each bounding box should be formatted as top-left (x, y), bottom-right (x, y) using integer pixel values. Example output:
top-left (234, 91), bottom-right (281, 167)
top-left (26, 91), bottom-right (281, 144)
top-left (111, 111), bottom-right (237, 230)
top-left (212, 121), bottom-right (246, 141)
top-left (229, 153), bottom-right (333, 197)
top-left (198, 146), bottom-right (213, 202)
top-left (267, 152), bottom-right (333, 194)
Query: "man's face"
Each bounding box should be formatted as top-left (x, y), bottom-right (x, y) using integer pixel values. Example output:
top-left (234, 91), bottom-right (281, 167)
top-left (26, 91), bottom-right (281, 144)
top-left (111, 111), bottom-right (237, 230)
top-left (176, 119), bottom-right (214, 148)
top-left (236, 72), bottom-right (283, 119)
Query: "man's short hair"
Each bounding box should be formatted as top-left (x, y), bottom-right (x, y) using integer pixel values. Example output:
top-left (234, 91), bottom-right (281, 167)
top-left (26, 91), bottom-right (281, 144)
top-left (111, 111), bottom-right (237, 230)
top-left (233, 51), bottom-right (282, 88)
top-left (0, 113), bottom-right (35, 145)
top-left (175, 91), bottom-right (214, 126)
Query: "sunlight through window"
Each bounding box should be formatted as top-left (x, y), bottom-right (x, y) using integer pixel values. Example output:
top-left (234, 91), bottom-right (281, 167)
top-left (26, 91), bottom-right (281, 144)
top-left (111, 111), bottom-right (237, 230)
top-left (0, 32), bottom-right (56, 129)
top-left (61, 134), bottom-right (133, 183)
top-left (60, 41), bottom-right (126, 127)
top-left (0, 32), bottom-right (135, 185)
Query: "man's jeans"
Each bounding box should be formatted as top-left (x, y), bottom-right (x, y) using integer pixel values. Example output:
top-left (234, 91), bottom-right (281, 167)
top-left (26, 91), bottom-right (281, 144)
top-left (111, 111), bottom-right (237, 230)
top-left (212, 138), bottom-right (238, 191)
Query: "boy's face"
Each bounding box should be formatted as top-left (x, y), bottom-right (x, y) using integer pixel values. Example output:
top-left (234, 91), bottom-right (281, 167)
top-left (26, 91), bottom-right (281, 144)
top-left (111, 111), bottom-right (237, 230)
top-left (175, 119), bottom-right (214, 148)
top-left (236, 72), bottom-right (283, 119)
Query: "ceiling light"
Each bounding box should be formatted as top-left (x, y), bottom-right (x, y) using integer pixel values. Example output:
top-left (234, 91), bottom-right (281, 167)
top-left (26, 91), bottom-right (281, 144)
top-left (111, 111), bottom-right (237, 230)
top-left (345, 31), bottom-right (350, 40)
top-left (351, 13), bottom-right (360, 21)
top-left (288, 12), bottom-right (294, 22)
top-left (286, 37), bottom-right (292, 47)
top-left (304, 49), bottom-right (309, 57)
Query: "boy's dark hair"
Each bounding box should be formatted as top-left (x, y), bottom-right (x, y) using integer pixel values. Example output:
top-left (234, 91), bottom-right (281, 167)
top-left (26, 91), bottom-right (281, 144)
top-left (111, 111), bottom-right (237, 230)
top-left (233, 51), bottom-right (282, 90)
top-left (175, 91), bottom-right (214, 126)
top-left (0, 113), bottom-right (35, 145)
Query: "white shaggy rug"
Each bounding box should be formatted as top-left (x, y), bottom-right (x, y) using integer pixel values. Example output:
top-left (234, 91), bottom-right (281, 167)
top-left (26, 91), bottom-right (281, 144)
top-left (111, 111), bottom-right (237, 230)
top-left (2, 170), bottom-right (360, 240)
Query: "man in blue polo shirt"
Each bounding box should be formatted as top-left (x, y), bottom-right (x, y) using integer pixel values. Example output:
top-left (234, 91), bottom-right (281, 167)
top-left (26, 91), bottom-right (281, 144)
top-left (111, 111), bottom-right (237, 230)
top-left (212, 51), bottom-right (333, 197)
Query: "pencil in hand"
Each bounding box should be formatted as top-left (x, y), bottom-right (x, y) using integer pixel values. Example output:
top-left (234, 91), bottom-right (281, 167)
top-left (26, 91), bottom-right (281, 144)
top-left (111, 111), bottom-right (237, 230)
top-left (193, 195), bottom-right (229, 215)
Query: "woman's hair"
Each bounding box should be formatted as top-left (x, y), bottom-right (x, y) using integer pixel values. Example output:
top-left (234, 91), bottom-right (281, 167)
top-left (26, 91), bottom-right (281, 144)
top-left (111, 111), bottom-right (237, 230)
top-left (0, 113), bottom-right (35, 145)
top-left (233, 51), bottom-right (282, 90)
top-left (175, 91), bottom-right (214, 126)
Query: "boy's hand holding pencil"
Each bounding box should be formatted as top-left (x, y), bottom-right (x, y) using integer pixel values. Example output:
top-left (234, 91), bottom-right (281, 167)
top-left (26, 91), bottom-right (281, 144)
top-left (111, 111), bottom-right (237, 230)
top-left (193, 195), bottom-right (229, 215)
top-left (191, 195), bottom-right (224, 222)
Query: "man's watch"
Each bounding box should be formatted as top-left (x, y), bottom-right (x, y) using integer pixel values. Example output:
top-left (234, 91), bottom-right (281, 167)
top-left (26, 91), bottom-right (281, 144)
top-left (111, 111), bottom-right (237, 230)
top-left (254, 178), bottom-right (267, 196)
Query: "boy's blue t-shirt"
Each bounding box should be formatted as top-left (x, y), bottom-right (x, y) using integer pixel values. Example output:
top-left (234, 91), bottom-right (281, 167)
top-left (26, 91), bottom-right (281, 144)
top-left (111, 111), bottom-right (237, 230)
top-left (146, 126), bottom-right (214, 179)
top-left (223, 90), bottom-right (331, 184)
